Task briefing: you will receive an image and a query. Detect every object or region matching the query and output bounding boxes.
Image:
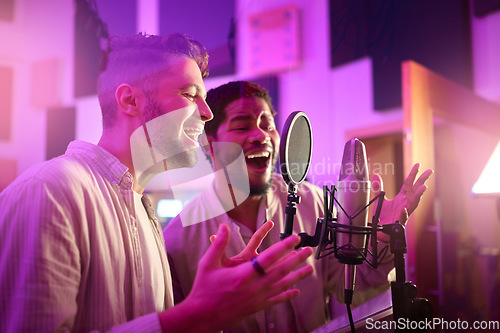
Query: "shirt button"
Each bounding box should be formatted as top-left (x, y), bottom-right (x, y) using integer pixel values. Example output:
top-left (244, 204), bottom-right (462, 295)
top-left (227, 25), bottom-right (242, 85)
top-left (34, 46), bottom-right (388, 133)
top-left (269, 323), bottom-right (275, 329)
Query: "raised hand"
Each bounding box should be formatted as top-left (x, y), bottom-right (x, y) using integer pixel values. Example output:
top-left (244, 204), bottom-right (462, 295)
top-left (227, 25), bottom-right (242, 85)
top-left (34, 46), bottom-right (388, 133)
top-left (209, 220), bottom-right (274, 267)
top-left (372, 163), bottom-right (434, 226)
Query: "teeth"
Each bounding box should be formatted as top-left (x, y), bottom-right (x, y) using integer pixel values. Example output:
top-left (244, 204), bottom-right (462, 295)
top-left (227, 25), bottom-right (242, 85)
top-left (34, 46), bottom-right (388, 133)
top-left (247, 152), bottom-right (270, 159)
top-left (184, 127), bottom-right (203, 141)
top-left (184, 128), bottom-right (203, 134)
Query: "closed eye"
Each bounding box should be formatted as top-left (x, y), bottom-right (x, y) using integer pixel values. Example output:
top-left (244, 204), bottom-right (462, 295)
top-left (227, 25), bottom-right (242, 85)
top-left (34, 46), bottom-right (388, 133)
top-left (183, 93), bottom-right (196, 101)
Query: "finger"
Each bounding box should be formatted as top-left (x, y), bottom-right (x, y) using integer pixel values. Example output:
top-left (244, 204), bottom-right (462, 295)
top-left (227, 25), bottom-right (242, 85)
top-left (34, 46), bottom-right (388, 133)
top-left (279, 250), bottom-right (297, 262)
top-left (265, 264), bottom-right (314, 303)
top-left (410, 184), bottom-right (428, 200)
top-left (265, 247), bottom-right (313, 279)
top-left (273, 263), bottom-right (314, 288)
top-left (406, 184), bottom-right (429, 215)
top-left (401, 163), bottom-right (421, 195)
top-left (266, 250), bottom-right (299, 268)
top-left (411, 169), bottom-right (434, 192)
top-left (266, 289), bottom-right (301, 305)
top-left (253, 234), bottom-right (301, 270)
top-left (406, 169), bottom-right (432, 200)
top-left (246, 221), bottom-right (274, 254)
top-left (201, 224), bottom-right (230, 267)
top-left (209, 235), bottom-right (216, 243)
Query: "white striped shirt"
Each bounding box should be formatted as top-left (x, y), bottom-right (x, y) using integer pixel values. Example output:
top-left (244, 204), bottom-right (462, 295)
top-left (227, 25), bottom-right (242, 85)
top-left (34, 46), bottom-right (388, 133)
top-left (0, 140), bottom-right (173, 333)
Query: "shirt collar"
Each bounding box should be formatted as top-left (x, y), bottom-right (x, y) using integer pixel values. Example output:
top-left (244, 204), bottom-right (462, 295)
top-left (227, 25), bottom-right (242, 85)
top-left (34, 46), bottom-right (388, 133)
top-left (65, 140), bottom-right (131, 188)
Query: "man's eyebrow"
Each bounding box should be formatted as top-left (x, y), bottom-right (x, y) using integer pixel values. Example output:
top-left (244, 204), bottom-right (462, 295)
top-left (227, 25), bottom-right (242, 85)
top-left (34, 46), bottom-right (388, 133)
top-left (228, 114), bottom-right (252, 122)
top-left (195, 84), bottom-right (208, 99)
top-left (228, 112), bottom-right (275, 123)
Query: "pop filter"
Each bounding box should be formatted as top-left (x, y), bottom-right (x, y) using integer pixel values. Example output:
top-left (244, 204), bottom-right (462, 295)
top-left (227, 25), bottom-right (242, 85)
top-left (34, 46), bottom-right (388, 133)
top-left (279, 111), bottom-right (313, 241)
top-left (279, 111), bottom-right (313, 187)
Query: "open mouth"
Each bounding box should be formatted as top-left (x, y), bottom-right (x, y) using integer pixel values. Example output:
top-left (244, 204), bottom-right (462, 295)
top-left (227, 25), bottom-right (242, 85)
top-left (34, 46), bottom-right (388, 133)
top-left (183, 126), bottom-right (204, 142)
top-left (246, 151), bottom-right (271, 171)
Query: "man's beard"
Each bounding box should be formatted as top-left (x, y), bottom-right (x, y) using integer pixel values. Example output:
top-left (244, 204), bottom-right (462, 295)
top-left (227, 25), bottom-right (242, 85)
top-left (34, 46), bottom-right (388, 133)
top-left (249, 151), bottom-right (277, 196)
top-left (144, 93), bottom-right (163, 121)
top-left (249, 172), bottom-right (274, 196)
top-left (130, 96), bottom-right (199, 189)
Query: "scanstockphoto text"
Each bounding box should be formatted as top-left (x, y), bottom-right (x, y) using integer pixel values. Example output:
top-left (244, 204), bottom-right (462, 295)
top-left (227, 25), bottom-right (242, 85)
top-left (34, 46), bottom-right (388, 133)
top-left (365, 317), bottom-right (500, 331)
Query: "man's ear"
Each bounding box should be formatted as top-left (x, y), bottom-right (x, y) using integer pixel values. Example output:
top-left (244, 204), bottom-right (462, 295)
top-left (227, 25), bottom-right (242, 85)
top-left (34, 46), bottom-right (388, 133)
top-left (115, 83), bottom-right (141, 116)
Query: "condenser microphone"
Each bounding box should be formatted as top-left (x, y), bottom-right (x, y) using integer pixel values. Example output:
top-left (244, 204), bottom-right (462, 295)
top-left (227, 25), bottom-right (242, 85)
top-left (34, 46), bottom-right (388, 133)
top-left (335, 138), bottom-right (371, 305)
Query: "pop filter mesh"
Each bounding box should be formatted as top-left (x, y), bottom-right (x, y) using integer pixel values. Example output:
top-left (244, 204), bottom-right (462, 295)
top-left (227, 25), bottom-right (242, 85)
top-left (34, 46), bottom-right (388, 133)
top-left (283, 113), bottom-right (312, 185)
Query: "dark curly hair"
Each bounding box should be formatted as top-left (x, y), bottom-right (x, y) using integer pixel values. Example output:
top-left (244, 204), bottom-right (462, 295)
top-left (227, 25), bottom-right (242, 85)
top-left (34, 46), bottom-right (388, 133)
top-left (204, 81), bottom-right (276, 138)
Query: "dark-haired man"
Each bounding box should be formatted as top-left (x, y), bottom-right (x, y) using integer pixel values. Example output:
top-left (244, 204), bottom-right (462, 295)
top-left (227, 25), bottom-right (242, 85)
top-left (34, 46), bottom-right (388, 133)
top-left (0, 37), bottom-right (313, 333)
top-left (164, 80), bottom-right (433, 332)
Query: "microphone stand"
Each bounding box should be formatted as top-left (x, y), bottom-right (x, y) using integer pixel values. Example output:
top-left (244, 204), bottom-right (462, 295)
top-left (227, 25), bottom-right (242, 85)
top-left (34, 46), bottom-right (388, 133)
top-left (382, 223), bottom-right (433, 333)
top-left (280, 182), bottom-right (323, 247)
top-left (280, 183), bottom-right (300, 241)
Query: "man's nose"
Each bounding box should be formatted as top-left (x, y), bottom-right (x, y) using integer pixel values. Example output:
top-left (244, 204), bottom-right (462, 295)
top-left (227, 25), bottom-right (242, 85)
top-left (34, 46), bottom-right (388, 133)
top-left (249, 126), bottom-right (271, 144)
top-left (198, 100), bottom-right (213, 122)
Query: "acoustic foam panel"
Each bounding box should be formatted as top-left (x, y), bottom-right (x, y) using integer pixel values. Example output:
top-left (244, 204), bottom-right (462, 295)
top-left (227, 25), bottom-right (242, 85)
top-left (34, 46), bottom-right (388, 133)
top-left (46, 106), bottom-right (76, 160)
top-left (0, 158), bottom-right (17, 192)
top-left (0, 66), bottom-right (14, 141)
